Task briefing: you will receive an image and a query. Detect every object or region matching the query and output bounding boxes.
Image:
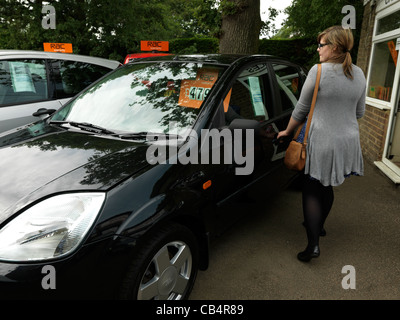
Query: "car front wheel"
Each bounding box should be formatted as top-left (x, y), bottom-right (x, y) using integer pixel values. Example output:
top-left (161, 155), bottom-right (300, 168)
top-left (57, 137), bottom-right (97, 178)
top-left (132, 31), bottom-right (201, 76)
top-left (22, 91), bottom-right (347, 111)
top-left (119, 223), bottom-right (199, 300)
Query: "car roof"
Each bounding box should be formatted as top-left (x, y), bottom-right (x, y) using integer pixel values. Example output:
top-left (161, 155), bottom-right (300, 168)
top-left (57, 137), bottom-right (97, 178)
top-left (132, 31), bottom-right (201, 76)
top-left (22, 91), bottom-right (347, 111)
top-left (128, 53), bottom-right (290, 67)
top-left (0, 50), bottom-right (121, 69)
top-left (124, 53), bottom-right (171, 64)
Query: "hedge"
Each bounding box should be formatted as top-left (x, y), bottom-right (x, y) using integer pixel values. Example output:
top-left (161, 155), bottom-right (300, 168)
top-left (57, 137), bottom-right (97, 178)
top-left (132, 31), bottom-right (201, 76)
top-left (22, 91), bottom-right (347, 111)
top-left (259, 37), bottom-right (317, 69)
top-left (168, 37), bottom-right (318, 69)
top-left (169, 38), bottom-right (219, 55)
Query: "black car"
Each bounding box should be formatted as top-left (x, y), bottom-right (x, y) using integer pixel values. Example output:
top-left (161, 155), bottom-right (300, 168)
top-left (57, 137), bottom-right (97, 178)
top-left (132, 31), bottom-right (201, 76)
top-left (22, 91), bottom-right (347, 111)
top-left (0, 54), bottom-right (306, 299)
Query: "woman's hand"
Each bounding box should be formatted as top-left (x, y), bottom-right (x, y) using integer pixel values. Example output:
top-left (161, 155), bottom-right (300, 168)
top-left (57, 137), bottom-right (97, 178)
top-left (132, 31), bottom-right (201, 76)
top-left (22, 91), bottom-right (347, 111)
top-left (276, 117), bottom-right (302, 141)
top-left (277, 130), bottom-right (290, 140)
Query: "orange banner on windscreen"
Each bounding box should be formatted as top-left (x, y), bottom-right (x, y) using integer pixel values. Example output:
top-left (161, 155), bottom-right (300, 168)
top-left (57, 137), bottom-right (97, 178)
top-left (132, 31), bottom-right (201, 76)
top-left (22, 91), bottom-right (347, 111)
top-left (178, 69), bottom-right (219, 109)
top-left (43, 43), bottom-right (73, 53)
top-left (141, 41), bottom-right (169, 52)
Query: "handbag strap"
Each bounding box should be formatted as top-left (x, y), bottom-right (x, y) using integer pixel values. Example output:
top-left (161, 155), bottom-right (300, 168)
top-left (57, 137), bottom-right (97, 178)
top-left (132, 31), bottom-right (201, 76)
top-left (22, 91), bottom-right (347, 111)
top-left (293, 64), bottom-right (322, 144)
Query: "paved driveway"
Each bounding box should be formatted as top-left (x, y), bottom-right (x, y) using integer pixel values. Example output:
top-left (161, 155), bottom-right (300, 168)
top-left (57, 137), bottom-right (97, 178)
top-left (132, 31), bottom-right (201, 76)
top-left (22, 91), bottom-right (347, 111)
top-left (190, 161), bottom-right (400, 300)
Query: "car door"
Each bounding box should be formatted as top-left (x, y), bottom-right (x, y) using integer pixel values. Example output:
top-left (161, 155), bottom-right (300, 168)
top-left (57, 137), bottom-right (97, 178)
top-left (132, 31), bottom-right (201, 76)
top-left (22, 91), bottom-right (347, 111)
top-left (177, 59), bottom-right (306, 235)
top-left (204, 60), bottom-right (302, 206)
top-left (255, 60), bottom-right (306, 191)
top-left (269, 61), bottom-right (306, 158)
top-left (202, 60), bottom-right (305, 210)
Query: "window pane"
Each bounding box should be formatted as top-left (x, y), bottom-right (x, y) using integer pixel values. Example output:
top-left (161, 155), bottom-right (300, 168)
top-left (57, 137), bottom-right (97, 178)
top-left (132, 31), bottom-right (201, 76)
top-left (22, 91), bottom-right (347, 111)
top-left (273, 64), bottom-right (301, 112)
top-left (0, 59), bottom-right (48, 106)
top-left (53, 60), bottom-right (112, 98)
top-left (227, 64), bottom-right (271, 123)
top-left (368, 39), bottom-right (398, 102)
top-left (376, 11), bottom-right (400, 35)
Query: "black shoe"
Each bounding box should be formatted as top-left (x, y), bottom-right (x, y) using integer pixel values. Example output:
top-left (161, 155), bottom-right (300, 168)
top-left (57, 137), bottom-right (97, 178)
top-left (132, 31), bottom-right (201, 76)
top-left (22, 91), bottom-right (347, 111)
top-left (297, 245), bottom-right (320, 262)
top-left (302, 221), bottom-right (326, 237)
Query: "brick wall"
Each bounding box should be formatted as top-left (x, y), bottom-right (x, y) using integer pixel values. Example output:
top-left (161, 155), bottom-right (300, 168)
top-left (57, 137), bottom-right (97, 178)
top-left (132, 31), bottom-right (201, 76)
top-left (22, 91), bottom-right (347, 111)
top-left (356, 1), bottom-right (390, 163)
top-left (359, 105), bottom-right (390, 161)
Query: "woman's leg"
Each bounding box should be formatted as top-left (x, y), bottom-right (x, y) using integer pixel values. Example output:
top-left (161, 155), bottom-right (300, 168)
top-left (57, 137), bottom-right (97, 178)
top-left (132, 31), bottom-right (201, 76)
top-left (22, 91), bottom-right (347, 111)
top-left (321, 184), bottom-right (334, 231)
top-left (299, 177), bottom-right (334, 261)
top-left (302, 178), bottom-right (324, 248)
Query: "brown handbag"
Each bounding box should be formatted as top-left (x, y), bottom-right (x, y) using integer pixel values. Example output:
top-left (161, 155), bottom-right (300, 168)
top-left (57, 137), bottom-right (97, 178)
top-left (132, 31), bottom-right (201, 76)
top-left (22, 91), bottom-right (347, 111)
top-left (284, 64), bottom-right (322, 171)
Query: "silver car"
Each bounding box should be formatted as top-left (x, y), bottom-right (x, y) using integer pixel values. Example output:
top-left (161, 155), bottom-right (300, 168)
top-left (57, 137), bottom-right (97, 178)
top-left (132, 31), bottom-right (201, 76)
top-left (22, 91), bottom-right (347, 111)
top-left (0, 50), bottom-right (121, 133)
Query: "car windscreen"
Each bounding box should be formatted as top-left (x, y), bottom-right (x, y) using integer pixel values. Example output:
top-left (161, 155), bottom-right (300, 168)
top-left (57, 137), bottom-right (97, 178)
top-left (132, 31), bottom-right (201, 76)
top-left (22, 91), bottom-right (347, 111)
top-left (51, 61), bottom-right (227, 138)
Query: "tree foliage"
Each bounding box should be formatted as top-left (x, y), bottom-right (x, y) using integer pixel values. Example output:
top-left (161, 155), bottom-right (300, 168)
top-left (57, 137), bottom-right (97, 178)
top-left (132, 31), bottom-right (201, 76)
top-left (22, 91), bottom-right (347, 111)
top-left (0, 0), bottom-right (222, 60)
top-left (0, 0), bottom-right (288, 58)
top-left (284, 0), bottom-right (364, 38)
top-left (282, 0), bottom-right (364, 64)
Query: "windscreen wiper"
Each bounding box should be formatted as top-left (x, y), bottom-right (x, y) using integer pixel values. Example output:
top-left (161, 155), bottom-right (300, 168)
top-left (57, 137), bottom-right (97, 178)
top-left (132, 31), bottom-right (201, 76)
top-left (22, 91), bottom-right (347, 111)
top-left (50, 121), bottom-right (116, 135)
top-left (69, 122), bottom-right (116, 135)
top-left (118, 132), bottom-right (182, 140)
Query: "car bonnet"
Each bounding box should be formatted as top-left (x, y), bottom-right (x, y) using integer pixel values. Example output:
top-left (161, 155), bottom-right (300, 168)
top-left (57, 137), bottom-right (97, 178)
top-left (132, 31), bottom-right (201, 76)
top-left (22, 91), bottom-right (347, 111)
top-left (0, 129), bottom-right (150, 224)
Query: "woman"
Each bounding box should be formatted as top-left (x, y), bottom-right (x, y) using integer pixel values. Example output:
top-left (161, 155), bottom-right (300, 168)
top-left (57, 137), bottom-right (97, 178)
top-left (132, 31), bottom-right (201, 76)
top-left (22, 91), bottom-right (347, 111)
top-left (277, 26), bottom-right (366, 262)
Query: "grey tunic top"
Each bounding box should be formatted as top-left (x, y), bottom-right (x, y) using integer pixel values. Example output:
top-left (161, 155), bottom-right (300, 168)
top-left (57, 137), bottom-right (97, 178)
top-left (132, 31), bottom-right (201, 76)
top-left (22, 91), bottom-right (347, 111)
top-left (291, 63), bottom-right (366, 186)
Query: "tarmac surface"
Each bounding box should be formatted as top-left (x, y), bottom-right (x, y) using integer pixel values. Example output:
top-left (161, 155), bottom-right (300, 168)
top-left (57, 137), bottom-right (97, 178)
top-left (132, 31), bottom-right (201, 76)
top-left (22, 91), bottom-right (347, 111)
top-left (190, 161), bottom-right (400, 300)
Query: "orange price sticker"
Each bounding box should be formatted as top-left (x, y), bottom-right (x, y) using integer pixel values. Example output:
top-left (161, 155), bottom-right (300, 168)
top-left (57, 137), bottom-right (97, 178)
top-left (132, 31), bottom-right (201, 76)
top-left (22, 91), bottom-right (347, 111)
top-left (178, 69), bottom-right (219, 109)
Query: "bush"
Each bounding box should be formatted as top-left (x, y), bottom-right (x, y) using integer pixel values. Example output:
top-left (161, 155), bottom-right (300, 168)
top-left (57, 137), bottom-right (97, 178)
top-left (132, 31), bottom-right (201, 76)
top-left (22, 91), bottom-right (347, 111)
top-left (259, 37), bottom-right (317, 69)
top-left (170, 38), bottom-right (219, 54)
top-left (168, 37), bottom-right (316, 69)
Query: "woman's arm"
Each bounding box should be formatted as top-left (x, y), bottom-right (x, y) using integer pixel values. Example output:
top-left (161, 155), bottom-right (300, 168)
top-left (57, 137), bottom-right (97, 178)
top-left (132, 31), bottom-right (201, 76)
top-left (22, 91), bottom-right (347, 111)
top-left (277, 116), bottom-right (303, 139)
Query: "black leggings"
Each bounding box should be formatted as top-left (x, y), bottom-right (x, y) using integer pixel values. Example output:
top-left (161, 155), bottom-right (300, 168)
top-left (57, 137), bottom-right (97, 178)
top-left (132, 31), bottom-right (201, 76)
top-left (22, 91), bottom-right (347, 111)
top-left (302, 176), bottom-right (334, 247)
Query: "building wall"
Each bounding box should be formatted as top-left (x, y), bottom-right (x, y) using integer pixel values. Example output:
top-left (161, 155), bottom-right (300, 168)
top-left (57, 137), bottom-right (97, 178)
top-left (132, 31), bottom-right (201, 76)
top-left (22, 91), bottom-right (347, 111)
top-left (356, 0), bottom-right (391, 163)
top-left (359, 105), bottom-right (390, 161)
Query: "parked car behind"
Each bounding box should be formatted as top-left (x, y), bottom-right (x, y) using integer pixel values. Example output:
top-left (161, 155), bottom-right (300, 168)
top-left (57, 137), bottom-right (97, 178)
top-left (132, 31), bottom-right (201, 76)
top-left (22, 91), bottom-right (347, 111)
top-left (0, 54), bottom-right (306, 299)
top-left (124, 52), bottom-right (171, 64)
top-left (0, 50), bottom-right (121, 133)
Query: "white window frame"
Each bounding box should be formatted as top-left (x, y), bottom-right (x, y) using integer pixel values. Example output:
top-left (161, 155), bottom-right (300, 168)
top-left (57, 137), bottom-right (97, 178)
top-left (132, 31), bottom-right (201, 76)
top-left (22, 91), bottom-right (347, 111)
top-left (367, 0), bottom-right (400, 181)
top-left (365, 0), bottom-right (400, 110)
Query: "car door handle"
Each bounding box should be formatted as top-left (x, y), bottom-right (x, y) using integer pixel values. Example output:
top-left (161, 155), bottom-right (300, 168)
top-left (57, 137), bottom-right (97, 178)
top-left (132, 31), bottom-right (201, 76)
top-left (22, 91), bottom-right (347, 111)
top-left (186, 171), bottom-right (205, 183)
top-left (173, 171), bottom-right (205, 189)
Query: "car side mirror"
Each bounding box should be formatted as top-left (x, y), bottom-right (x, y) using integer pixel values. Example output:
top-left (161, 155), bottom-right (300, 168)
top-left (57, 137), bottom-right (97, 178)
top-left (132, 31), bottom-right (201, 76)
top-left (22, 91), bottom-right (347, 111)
top-left (33, 108), bottom-right (56, 119)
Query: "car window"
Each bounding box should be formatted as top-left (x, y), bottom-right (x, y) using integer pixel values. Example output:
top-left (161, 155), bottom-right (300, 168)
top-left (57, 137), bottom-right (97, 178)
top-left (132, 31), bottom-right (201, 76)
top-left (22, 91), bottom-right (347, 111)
top-left (221, 63), bottom-right (273, 127)
top-left (272, 63), bottom-right (302, 112)
top-left (0, 59), bottom-right (48, 106)
top-left (51, 60), bottom-right (112, 98)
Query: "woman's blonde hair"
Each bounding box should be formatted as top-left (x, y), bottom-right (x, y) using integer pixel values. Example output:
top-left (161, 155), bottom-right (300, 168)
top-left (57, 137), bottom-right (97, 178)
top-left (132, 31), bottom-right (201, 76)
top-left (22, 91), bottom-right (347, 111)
top-left (317, 25), bottom-right (354, 79)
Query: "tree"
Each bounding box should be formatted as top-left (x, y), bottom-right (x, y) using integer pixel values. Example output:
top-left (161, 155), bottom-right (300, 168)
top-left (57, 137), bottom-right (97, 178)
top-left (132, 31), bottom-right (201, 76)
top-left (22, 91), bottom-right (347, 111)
top-left (282, 0), bottom-right (364, 64)
top-left (285, 0), bottom-right (364, 38)
top-left (0, 0), bottom-right (267, 58)
top-left (0, 0), bottom-right (210, 60)
top-left (260, 6), bottom-right (280, 39)
top-left (0, 0), bottom-right (44, 50)
top-left (219, 0), bottom-right (262, 54)
top-left (172, 0), bottom-right (222, 38)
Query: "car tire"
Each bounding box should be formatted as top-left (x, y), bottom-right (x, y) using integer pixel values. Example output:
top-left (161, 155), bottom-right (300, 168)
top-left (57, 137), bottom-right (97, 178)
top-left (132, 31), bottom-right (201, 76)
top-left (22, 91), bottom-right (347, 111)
top-left (119, 223), bottom-right (199, 300)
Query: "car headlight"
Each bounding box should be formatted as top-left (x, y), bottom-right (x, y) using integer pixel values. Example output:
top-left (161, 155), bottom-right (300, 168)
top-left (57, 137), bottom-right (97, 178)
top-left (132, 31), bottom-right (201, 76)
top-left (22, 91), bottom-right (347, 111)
top-left (0, 193), bottom-right (105, 262)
